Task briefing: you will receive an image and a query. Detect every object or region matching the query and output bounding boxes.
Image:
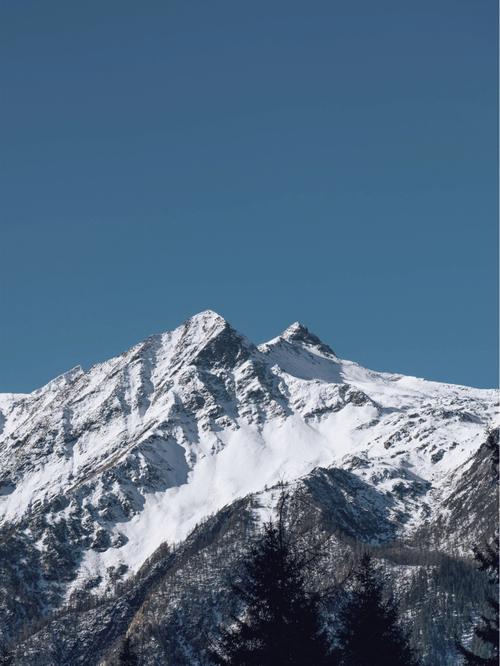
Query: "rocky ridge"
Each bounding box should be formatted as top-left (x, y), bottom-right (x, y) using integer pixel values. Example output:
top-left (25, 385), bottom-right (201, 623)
top-left (0, 311), bottom-right (497, 663)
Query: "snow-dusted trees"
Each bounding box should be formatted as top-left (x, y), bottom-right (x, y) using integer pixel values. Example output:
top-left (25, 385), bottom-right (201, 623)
top-left (208, 491), bottom-right (425, 666)
top-left (209, 495), bottom-right (332, 665)
top-left (332, 553), bottom-right (420, 666)
top-left (457, 539), bottom-right (499, 665)
top-left (457, 428), bottom-right (499, 665)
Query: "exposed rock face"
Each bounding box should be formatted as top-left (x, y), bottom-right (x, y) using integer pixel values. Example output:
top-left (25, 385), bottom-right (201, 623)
top-left (0, 311), bottom-right (497, 663)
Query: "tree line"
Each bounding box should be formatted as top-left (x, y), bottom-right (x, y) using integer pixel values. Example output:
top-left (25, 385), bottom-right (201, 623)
top-left (118, 477), bottom-right (498, 665)
top-left (115, 427), bottom-right (500, 665)
top-left (208, 491), bottom-right (420, 666)
top-left (2, 432), bottom-right (497, 665)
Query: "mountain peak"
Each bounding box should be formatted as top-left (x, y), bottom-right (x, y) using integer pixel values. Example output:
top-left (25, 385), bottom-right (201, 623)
top-left (188, 309), bottom-right (226, 326)
top-left (175, 310), bottom-right (253, 368)
top-left (281, 321), bottom-right (336, 356)
top-left (281, 321), bottom-right (309, 339)
top-left (181, 309), bottom-right (229, 339)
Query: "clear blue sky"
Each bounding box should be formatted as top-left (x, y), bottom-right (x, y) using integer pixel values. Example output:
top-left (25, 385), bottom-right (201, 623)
top-left (0, 1), bottom-right (497, 392)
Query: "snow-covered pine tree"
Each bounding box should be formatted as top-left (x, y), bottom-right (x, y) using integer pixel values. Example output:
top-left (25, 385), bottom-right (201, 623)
top-left (332, 553), bottom-right (420, 666)
top-left (209, 493), bottom-right (332, 665)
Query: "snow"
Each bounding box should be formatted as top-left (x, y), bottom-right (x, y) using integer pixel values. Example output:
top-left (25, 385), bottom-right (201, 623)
top-left (0, 310), bottom-right (497, 595)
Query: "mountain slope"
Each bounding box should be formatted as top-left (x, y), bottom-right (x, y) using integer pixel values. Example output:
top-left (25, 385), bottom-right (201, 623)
top-left (0, 310), bottom-right (497, 658)
top-left (9, 446), bottom-right (497, 666)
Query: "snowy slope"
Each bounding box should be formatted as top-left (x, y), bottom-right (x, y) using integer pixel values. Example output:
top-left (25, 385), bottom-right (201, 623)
top-left (0, 310), bottom-right (497, 604)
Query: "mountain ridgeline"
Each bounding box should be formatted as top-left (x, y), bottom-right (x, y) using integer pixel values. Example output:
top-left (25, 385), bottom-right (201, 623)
top-left (0, 311), bottom-right (497, 664)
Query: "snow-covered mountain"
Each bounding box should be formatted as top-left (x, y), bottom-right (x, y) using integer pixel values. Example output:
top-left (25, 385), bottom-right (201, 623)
top-left (0, 310), bottom-right (497, 662)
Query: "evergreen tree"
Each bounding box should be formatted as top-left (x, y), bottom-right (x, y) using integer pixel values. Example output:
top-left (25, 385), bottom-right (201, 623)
top-left (333, 553), bottom-right (420, 666)
top-left (209, 495), bottom-right (332, 665)
top-left (117, 635), bottom-right (139, 666)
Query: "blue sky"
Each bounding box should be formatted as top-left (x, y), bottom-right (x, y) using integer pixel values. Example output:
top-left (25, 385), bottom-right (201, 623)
top-left (0, 0), bottom-right (497, 391)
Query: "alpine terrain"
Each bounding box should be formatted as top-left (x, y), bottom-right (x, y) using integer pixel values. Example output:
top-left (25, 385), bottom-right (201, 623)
top-left (0, 310), bottom-right (497, 664)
